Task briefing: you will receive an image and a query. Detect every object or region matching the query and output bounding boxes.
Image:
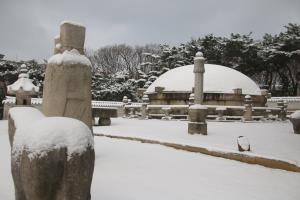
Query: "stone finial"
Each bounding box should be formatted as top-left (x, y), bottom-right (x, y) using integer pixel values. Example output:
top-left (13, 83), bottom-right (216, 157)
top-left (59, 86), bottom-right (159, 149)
top-left (195, 51), bottom-right (203, 57)
top-left (194, 52), bottom-right (205, 73)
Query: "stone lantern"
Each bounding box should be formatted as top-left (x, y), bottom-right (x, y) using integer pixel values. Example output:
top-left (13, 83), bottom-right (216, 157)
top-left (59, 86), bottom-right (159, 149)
top-left (7, 64), bottom-right (39, 105)
top-left (188, 52), bottom-right (208, 135)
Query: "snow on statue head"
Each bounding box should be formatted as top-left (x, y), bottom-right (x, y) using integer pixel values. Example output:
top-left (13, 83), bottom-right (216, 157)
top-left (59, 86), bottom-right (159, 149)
top-left (43, 21), bottom-right (93, 130)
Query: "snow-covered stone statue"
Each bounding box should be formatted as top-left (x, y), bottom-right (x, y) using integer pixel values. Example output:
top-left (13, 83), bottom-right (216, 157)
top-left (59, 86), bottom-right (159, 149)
top-left (8, 107), bottom-right (94, 200)
top-left (290, 110), bottom-right (300, 134)
top-left (188, 52), bottom-right (208, 135)
top-left (8, 21), bottom-right (95, 200)
top-left (42, 21), bottom-right (93, 130)
top-left (7, 64), bottom-right (39, 105)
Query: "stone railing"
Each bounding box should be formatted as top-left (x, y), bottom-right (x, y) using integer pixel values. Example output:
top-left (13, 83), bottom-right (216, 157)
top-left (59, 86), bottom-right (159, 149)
top-left (146, 104), bottom-right (284, 121)
top-left (2, 96), bottom-right (288, 121)
top-left (267, 97), bottom-right (300, 111)
top-left (267, 97), bottom-right (300, 102)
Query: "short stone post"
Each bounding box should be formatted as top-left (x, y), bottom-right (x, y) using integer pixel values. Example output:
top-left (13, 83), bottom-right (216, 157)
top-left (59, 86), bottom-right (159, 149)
top-left (188, 52), bottom-right (207, 135)
top-left (189, 93), bottom-right (195, 106)
top-left (140, 94), bottom-right (149, 119)
top-left (243, 95), bottom-right (253, 121)
top-left (122, 96), bottom-right (129, 117)
top-left (216, 107), bottom-right (226, 121)
top-left (162, 106), bottom-right (172, 120)
top-left (277, 100), bottom-right (287, 121)
top-left (290, 110), bottom-right (300, 134)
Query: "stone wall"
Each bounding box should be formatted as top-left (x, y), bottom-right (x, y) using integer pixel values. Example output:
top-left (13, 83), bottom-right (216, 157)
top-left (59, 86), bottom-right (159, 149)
top-left (147, 92), bottom-right (266, 107)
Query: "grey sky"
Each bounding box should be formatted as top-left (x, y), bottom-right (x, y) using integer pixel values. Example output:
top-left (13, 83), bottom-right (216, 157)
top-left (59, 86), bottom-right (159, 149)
top-left (0, 0), bottom-right (299, 61)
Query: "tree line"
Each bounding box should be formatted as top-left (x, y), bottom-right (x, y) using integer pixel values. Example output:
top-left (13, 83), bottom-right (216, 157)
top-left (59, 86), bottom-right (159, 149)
top-left (0, 23), bottom-right (299, 101)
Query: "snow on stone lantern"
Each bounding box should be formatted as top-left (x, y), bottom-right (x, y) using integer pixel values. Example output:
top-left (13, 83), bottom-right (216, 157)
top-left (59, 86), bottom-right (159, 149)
top-left (188, 52), bottom-right (208, 135)
top-left (7, 64), bottom-right (39, 105)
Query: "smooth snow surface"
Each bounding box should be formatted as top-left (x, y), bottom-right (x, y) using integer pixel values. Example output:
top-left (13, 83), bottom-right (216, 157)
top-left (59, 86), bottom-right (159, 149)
top-left (94, 118), bottom-right (300, 165)
top-left (146, 64), bottom-right (261, 95)
top-left (9, 108), bottom-right (93, 160)
top-left (48, 49), bottom-right (91, 66)
top-left (0, 120), bottom-right (300, 200)
top-left (9, 107), bottom-right (44, 128)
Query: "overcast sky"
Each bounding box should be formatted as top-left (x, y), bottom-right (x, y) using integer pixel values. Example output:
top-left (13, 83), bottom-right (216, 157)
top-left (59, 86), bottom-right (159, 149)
top-left (0, 0), bottom-right (299, 61)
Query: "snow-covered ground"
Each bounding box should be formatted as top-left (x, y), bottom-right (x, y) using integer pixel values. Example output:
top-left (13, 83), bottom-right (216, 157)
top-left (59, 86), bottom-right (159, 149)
top-left (94, 118), bottom-right (300, 165)
top-left (1, 120), bottom-right (300, 199)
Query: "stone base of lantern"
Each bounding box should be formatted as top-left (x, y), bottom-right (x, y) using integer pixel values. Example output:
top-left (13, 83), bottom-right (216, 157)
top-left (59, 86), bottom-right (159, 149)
top-left (188, 122), bottom-right (207, 135)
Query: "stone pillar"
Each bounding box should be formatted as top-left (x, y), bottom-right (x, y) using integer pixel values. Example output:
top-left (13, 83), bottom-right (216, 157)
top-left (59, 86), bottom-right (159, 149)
top-left (122, 96), bottom-right (129, 118)
top-left (243, 95), bottom-right (253, 121)
top-left (216, 107), bottom-right (226, 121)
top-left (42, 22), bottom-right (93, 130)
top-left (194, 52), bottom-right (205, 104)
top-left (277, 100), bottom-right (287, 121)
top-left (188, 52), bottom-right (207, 135)
top-left (162, 106), bottom-right (172, 120)
top-left (140, 94), bottom-right (149, 120)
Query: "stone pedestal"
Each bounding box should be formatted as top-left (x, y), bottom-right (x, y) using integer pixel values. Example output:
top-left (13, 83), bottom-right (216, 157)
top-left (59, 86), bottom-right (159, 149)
top-left (188, 104), bottom-right (207, 135)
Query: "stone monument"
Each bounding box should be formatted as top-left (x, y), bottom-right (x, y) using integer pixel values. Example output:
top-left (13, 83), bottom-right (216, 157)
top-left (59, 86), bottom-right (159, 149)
top-left (42, 21), bottom-right (93, 130)
top-left (8, 21), bottom-right (95, 200)
top-left (188, 52), bottom-right (208, 135)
